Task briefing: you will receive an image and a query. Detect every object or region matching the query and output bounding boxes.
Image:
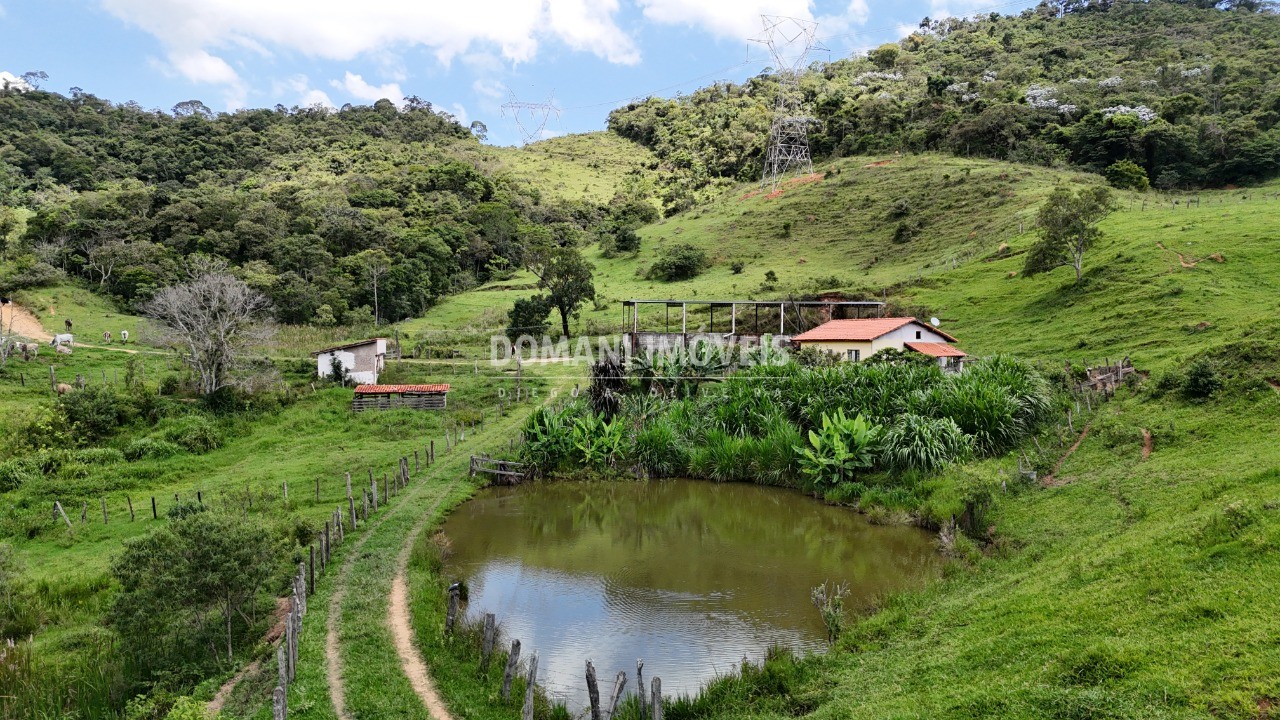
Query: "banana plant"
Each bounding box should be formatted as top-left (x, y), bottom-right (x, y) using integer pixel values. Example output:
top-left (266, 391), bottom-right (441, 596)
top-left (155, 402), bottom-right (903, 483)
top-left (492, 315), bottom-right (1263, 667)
top-left (796, 408), bottom-right (881, 489)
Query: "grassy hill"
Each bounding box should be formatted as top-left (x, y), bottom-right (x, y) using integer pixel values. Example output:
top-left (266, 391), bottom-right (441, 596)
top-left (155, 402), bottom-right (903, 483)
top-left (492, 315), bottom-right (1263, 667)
top-left (390, 150), bottom-right (1280, 718)
top-left (490, 132), bottom-right (656, 205)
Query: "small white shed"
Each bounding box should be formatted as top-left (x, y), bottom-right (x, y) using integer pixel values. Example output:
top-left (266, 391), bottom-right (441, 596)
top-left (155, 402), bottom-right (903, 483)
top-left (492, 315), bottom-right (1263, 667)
top-left (312, 338), bottom-right (387, 385)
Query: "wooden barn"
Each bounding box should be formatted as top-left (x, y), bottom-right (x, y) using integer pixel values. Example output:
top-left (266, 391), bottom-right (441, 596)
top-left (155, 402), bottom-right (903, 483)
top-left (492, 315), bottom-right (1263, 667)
top-left (351, 384), bottom-right (449, 412)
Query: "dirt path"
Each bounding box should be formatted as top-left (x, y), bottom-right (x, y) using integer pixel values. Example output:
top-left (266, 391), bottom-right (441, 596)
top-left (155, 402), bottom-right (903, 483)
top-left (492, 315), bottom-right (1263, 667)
top-left (1042, 422), bottom-right (1092, 487)
top-left (1, 303), bottom-right (52, 341)
top-left (389, 572), bottom-right (454, 720)
top-left (1141, 428), bottom-right (1153, 461)
top-left (1267, 380), bottom-right (1280, 394)
top-left (326, 481), bottom-right (456, 720)
top-left (208, 659), bottom-right (261, 716)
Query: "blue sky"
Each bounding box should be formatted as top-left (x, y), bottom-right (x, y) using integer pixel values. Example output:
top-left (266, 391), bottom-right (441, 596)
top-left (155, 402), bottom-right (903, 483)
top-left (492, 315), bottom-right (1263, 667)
top-left (0, 0), bottom-right (1036, 147)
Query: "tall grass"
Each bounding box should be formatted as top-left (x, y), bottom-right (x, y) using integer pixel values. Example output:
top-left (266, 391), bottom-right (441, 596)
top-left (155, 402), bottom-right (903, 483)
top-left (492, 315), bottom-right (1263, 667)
top-left (519, 355), bottom-right (1055, 516)
top-left (0, 638), bottom-right (129, 720)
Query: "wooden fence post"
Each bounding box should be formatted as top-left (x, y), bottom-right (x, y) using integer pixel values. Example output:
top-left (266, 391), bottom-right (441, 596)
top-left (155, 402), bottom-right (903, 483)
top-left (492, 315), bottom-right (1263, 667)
top-left (586, 660), bottom-right (601, 720)
top-left (282, 481), bottom-right (288, 509)
top-left (521, 653), bottom-right (538, 720)
top-left (445, 583), bottom-right (460, 634)
top-left (637, 660), bottom-right (646, 719)
top-left (481, 613), bottom-right (496, 671)
top-left (430, 440), bottom-right (435, 463)
top-left (349, 495), bottom-right (357, 530)
top-left (151, 496), bottom-right (157, 519)
top-left (345, 471), bottom-right (352, 499)
top-left (81, 501), bottom-right (87, 523)
top-left (363, 489), bottom-right (369, 520)
top-left (53, 501), bottom-right (73, 530)
top-left (414, 450), bottom-right (420, 474)
top-left (127, 496), bottom-right (135, 522)
top-left (324, 522), bottom-right (332, 564)
top-left (101, 497), bottom-right (108, 524)
top-left (272, 686), bottom-right (286, 720)
top-left (651, 677), bottom-right (663, 720)
top-left (315, 477), bottom-right (320, 504)
top-left (308, 545), bottom-right (315, 596)
top-left (501, 639), bottom-right (521, 700)
top-left (607, 671), bottom-right (627, 719)
top-left (277, 645), bottom-right (287, 690)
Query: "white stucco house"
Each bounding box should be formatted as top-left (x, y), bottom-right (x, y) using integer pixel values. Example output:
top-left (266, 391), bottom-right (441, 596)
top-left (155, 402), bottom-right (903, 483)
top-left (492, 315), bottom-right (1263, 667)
top-left (791, 317), bottom-right (966, 370)
top-left (312, 338), bottom-right (387, 385)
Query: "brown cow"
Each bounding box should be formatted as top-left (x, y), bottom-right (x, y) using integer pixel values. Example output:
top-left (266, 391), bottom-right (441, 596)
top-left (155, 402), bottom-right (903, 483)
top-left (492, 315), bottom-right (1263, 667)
top-left (55, 383), bottom-right (73, 395)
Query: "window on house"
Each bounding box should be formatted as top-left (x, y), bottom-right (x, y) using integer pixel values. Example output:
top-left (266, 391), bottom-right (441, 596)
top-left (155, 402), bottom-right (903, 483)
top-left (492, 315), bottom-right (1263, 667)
top-left (915, 330), bottom-right (922, 339)
top-left (847, 349), bottom-right (860, 362)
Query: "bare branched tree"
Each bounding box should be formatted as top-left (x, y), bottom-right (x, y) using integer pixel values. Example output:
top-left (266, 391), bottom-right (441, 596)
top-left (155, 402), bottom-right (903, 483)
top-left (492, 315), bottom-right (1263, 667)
top-left (145, 260), bottom-right (273, 395)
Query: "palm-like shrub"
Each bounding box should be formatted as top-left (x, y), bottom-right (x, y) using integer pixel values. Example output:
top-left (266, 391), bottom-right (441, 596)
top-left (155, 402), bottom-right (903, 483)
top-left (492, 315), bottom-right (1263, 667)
top-left (521, 404), bottom-right (578, 472)
top-left (932, 379), bottom-right (1023, 455)
top-left (796, 409), bottom-right (882, 489)
top-left (880, 414), bottom-right (974, 474)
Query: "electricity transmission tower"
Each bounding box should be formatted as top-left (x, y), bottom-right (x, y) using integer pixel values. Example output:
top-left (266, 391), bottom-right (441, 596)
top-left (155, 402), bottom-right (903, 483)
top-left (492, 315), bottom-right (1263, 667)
top-left (500, 92), bottom-right (560, 145)
top-left (752, 15), bottom-right (826, 188)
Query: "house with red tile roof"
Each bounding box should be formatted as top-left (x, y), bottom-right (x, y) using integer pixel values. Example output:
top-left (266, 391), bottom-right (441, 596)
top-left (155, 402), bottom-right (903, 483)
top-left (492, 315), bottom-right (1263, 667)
top-left (791, 317), bottom-right (966, 370)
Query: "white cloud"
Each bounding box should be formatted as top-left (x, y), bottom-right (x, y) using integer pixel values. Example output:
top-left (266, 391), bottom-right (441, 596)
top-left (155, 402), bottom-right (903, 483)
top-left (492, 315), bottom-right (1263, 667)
top-left (0, 71), bottom-right (32, 92)
top-left (99, 0), bottom-right (644, 101)
top-left (301, 88), bottom-right (335, 109)
top-left (636, 0), bottom-right (813, 38)
top-left (332, 71), bottom-right (403, 103)
top-left (0, 4), bottom-right (7, 19)
top-left (472, 78), bottom-right (507, 99)
top-left (448, 102), bottom-right (469, 125)
top-left (169, 48), bottom-right (239, 84)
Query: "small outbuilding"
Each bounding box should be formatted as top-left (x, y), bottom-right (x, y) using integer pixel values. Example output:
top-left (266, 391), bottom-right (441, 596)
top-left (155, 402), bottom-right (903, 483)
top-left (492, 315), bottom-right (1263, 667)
top-left (313, 338), bottom-right (387, 385)
top-left (351, 384), bottom-right (450, 412)
top-left (791, 317), bottom-right (966, 370)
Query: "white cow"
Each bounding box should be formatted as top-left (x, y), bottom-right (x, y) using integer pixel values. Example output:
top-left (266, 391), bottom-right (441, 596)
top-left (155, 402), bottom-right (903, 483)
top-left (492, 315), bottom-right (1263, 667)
top-left (51, 333), bottom-right (73, 346)
top-left (120, 330), bottom-right (129, 344)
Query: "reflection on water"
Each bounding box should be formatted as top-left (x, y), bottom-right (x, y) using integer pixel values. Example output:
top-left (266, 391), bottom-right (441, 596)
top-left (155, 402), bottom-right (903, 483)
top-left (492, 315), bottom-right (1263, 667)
top-left (440, 479), bottom-right (940, 709)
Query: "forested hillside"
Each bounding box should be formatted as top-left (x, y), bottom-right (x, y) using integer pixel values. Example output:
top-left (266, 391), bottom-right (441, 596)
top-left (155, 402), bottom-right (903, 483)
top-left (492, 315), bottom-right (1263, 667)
top-left (0, 93), bottom-right (649, 324)
top-left (608, 0), bottom-right (1280, 212)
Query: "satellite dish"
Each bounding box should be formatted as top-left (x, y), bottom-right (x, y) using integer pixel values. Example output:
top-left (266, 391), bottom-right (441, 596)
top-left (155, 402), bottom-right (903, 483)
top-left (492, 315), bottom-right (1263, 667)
top-left (930, 317), bottom-right (941, 327)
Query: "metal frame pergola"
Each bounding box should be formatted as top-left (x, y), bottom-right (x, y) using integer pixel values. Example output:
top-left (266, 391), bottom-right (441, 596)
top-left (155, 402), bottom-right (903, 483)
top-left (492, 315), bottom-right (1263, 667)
top-left (621, 298), bottom-right (885, 337)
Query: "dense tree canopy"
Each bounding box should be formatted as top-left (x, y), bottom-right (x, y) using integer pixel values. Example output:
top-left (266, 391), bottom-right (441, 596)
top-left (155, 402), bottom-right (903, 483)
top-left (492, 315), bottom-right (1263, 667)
top-left (608, 0), bottom-right (1280, 210)
top-left (0, 88), bottom-right (624, 324)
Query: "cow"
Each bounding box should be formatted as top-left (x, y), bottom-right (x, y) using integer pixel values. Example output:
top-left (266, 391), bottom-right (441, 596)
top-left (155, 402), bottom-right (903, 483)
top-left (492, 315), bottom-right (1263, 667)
top-left (120, 330), bottom-right (129, 344)
top-left (51, 333), bottom-right (73, 346)
top-left (64, 319), bottom-right (72, 332)
top-left (103, 331), bottom-right (112, 343)
top-left (55, 382), bottom-right (73, 395)
top-left (55, 344), bottom-right (72, 355)
top-left (19, 342), bottom-right (38, 361)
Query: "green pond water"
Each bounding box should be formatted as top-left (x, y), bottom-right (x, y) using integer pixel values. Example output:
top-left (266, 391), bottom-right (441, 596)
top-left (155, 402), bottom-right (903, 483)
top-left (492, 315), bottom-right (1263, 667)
top-left (440, 479), bottom-right (941, 708)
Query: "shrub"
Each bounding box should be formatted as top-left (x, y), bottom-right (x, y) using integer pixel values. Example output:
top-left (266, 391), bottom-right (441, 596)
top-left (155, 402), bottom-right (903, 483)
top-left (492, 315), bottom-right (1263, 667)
top-left (159, 416), bottom-right (222, 454)
top-left (0, 458), bottom-right (41, 492)
top-left (731, 260), bottom-right (745, 274)
top-left (1104, 160), bottom-right (1149, 191)
top-left (881, 413), bottom-right (974, 474)
top-left (646, 243), bottom-right (709, 281)
top-left (59, 386), bottom-right (135, 445)
top-left (124, 438), bottom-right (183, 461)
top-left (1181, 358), bottom-right (1221, 400)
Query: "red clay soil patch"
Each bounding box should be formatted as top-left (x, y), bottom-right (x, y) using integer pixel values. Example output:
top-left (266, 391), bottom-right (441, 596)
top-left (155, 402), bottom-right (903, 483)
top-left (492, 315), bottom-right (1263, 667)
top-left (864, 159), bottom-right (895, 167)
top-left (1042, 422), bottom-right (1092, 487)
top-left (740, 189), bottom-right (761, 200)
top-left (1267, 380), bottom-right (1280, 394)
top-left (765, 189), bottom-right (785, 199)
top-left (784, 172), bottom-right (825, 187)
top-left (1, 303), bottom-right (52, 341)
top-left (262, 596), bottom-right (291, 644)
top-left (1141, 428), bottom-right (1153, 461)
top-left (1155, 240), bottom-right (1217, 269)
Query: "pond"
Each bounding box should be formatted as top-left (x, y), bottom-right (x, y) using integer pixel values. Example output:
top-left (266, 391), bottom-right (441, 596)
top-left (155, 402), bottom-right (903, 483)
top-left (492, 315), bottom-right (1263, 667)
top-left (439, 479), bottom-right (941, 709)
